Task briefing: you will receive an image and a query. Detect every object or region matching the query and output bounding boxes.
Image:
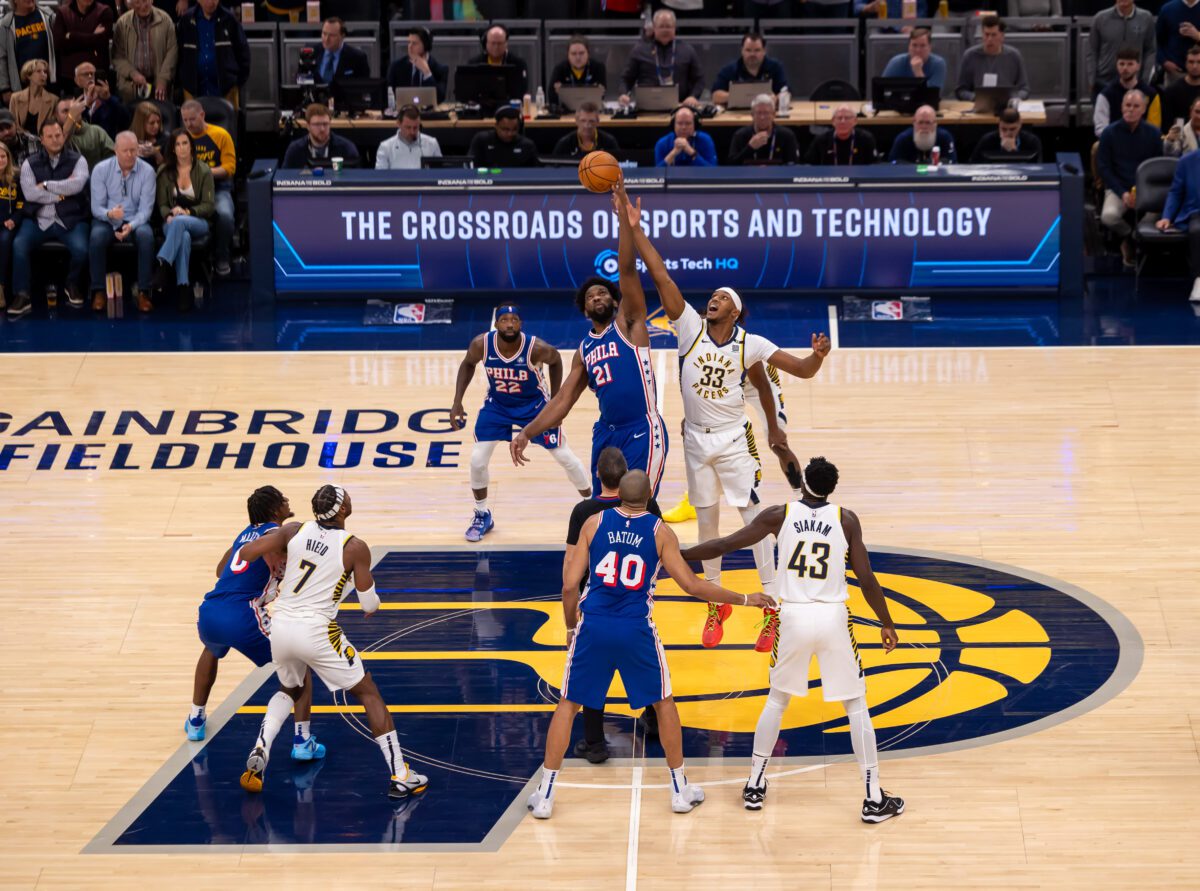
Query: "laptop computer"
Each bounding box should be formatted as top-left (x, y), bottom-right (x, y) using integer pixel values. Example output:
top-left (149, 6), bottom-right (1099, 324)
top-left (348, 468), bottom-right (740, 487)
top-left (726, 81), bottom-right (773, 109)
top-left (557, 85), bottom-right (605, 111)
top-left (334, 78), bottom-right (387, 116)
top-left (635, 85), bottom-right (680, 112)
top-left (392, 86), bottom-right (438, 111)
top-left (972, 85), bottom-right (1015, 115)
top-left (872, 76), bottom-right (940, 116)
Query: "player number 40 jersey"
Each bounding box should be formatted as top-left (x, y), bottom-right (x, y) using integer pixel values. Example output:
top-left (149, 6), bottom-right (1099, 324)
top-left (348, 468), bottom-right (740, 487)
top-left (676, 303), bottom-right (777, 429)
top-left (775, 502), bottom-right (849, 604)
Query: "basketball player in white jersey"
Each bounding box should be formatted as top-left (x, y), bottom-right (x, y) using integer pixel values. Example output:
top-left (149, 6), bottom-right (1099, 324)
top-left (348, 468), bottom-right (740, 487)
top-left (232, 485), bottom-right (429, 800)
top-left (612, 184), bottom-right (831, 650)
top-left (681, 456), bottom-right (905, 823)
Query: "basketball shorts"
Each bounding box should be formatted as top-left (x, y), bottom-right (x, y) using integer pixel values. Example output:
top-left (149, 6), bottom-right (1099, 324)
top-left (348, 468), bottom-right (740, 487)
top-left (269, 614), bottom-right (366, 692)
top-left (561, 613), bottom-right (671, 710)
top-left (197, 598), bottom-right (272, 667)
top-left (683, 419), bottom-right (762, 509)
top-left (744, 365), bottom-right (787, 429)
top-left (769, 601), bottom-right (866, 702)
top-left (590, 414), bottom-right (668, 498)
top-left (475, 399), bottom-right (562, 450)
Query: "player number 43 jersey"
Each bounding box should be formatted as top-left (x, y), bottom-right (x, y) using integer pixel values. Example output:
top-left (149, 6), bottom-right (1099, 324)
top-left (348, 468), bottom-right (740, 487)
top-left (676, 303), bottom-right (777, 429)
top-left (775, 502), bottom-right (849, 604)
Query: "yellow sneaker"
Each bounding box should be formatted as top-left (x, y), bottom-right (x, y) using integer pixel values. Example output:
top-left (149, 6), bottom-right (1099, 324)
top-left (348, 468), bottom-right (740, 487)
top-left (662, 492), bottom-right (697, 523)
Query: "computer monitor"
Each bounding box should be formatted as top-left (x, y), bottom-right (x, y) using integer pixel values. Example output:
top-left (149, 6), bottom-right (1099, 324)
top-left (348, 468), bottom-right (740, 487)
top-left (281, 83), bottom-right (331, 112)
top-left (972, 86), bottom-right (1015, 116)
top-left (334, 77), bottom-right (387, 116)
top-left (872, 77), bottom-right (939, 116)
top-left (455, 64), bottom-right (524, 113)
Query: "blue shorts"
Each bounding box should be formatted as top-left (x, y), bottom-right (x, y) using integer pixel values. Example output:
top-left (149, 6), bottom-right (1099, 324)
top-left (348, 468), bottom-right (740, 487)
top-left (197, 599), bottom-right (272, 667)
top-left (475, 399), bottom-right (562, 450)
top-left (591, 414), bottom-right (668, 497)
top-left (561, 613), bottom-right (671, 711)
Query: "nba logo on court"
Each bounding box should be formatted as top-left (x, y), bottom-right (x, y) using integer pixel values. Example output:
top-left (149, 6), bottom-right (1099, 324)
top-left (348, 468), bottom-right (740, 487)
top-left (871, 300), bottom-right (904, 321)
top-left (393, 303), bottom-right (427, 324)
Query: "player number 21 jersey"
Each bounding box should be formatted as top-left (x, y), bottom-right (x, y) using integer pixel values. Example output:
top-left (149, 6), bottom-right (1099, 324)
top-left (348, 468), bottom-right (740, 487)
top-left (276, 521), bottom-right (355, 621)
top-left (775, 502), bottom-right (849, 604)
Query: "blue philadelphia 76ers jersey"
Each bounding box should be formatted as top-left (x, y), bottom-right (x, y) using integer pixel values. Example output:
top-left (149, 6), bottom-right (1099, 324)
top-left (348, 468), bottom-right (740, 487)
top-left (581, 508), bottom-right (662, 619)
top-left (580, 324), bottom-right (658, 427)
top-left (204, 522), bottom-right (279, 604)
top-left (483, 331), bottom-right (549, 410)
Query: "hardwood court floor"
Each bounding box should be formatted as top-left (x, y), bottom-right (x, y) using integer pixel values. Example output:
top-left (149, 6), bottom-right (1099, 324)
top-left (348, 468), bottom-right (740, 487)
top-left (0, 346), bottom-right (1197, 889)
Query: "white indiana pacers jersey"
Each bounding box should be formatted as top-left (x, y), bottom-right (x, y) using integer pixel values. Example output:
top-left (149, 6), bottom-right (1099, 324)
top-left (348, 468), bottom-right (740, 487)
top-left (775, 501), bottom-right (849, 604)
top-left (275, 521), bottom-right (355, 621)
top-left (676, 302), bottom-right (778, 429)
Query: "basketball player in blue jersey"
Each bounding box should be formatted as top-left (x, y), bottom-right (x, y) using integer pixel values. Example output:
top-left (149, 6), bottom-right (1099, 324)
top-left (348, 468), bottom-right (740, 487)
top-left (452, 305), bottom-right (591, 542)
top-left (186, 486), bottom-right (323, 761)
top-left (526, 470), bottom-right (776, 819)
top-left (509, 207), bottom-right (668, 499)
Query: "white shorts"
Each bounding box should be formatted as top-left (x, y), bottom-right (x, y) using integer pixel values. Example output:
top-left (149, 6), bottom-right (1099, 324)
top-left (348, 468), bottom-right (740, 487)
top-left (769, 601), bottom-right (866, 702)
top-left (744, 364), bottom-right (787, 428)
top-left (269, 614), bottom-right (366, 693)
top-left (683, 420), bottom-right (761, 508)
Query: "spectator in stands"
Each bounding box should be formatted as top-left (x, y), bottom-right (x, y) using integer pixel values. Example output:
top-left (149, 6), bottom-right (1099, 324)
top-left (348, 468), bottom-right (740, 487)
top-left (57, 96), bottom-right (113, 167)
top-left (65, 59), bottom-right (94, 99)
top-left (0, 142), bottom-right (18, 315)
top-left (311, 17), bottom-right (370, 86)
top-left (552, 101), bottom-right (620, 159)
top-left (85, 70), bottom-right (130, 138)
top-left (969, 107), bottom-right (1043, 162)
top-left (154, 127), bottom-right (213, 311)
top-left (1156, 144), bottom-right (1200, 300)
top-left (176, 0), bottom-right (250, 108)
top-left (728, 93), bottom-right (798, 165)
top-left (112, 0), bottom-right (177, 102)
top-left (711, 32), bottom-right (787, 108)
top-left (53, 0), bottom-right (115, 84)
top-left (806, 103), bottom-right (876, 165)
top-left (11, 117), bottom-right (89, 316)
top-left (549, 34), bottom-right (607, 106)
top-left (0, 0), bottom-right (58, 105)
top-left (387, 26), bottom-right (448, 105)
top-left (1090, 0), bottom-right (1155, 93)
top-left (10, 60), bottom-right (57, 136)
top-left (881, 28), bottom-right (946, 91)
top-left (467, 105), bottom-right (539, 168)
top-left (1163, 95), bottom-right (1200, 155)
top-left (180, 98), bottom-right (234, 275)
top-left (131, 99), bottom-right (167, 166)
top-left (375, 104), bottom-right (442, 170)
top-left (0, 108), bottom-right (39, 166)
top-left (955, 15), bottom-right (1030, 102)
top-left (889, 104), bottom-right (957, 164)
top-left (1097, 89), bottom-right (1161, 265)
top-left (465, 23), bottom-right (528, 99)
top-left (1093, 46), bottom-right (1161, 136)
top-left (88, 130), bottom-right (155, 312)
top-left (282, 101), bottom-right (360, 170)
top-left (855, 0), bottom-right (927, 20)
top-left (1157, 0), bottom-right (1200, 83)
top-left (655, 105), bottom-right (716, 167)
top-left (1162, 45), bottom-right (1200, 125)
top-left (620, 9), bottom-right (703, 107)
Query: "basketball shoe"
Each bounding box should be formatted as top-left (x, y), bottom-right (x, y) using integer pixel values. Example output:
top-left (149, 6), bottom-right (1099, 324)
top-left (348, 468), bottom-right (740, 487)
top-left (465, 509), bottom-right (494, 542)
top-left (184, 714), bottom-right (206, 741)
top-left (662, 492), bottom-right (696, 523)
top-left (388, 764), bottom-right (429, 799)
top-left (573, 738), bottom-right (610, 763)
top-left (527, 789), bottom-right (554, 819)
top-left (671, 784), bottom-right (705, 813)
top-left (701, 602), bottom-right (732, 647)
top-left (291, 733), bottom-right (326, 761)
top-left (861, 791), bottom-right (905, 823)
top-left (754, 607), bottom-right (780, 654)
top-left (742, 781), bottom-right (768, 810)
top-left (240, 745), bottom-right (268, 792)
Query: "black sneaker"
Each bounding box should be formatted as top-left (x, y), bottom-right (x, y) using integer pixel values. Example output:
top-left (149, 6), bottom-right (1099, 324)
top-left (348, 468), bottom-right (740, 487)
top-left (861, 791), bottom-right (905, 823)
top-left (742, 781), bottom-right (767, 810)
top-left (573, 738), bottom-right (609, 764)
top-left (639, 706), bottom-right (659, 738)
top-left (6, 291), bottom-right (31, 318)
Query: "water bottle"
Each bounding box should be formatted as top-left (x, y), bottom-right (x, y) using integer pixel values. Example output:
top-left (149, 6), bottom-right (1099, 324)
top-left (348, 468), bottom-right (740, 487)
top-left (778, 86), bottom-right (791, 116)
top-left (902, 0), bottom-right (916, 17)
top-left (522, 93), bottom-right (533, 119)
top-left (385, 86), bottom-right (397, 117)
top-left (931, 145), bottom-right (941, 168)
top-left (535, 86), bottom-right (546, 114)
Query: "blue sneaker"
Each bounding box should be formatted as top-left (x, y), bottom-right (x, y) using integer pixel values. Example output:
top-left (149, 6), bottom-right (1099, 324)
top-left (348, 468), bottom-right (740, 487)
top-left (185, 715), bottom-right (206, 741)
top-left (464, 509), bottom-right (494, 542)
top-left (291, 733), bottom-right (326, 761)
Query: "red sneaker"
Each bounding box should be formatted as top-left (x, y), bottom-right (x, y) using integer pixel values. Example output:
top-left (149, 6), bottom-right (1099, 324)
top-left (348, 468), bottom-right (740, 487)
top-left (701, 602), bottom-right (733, 648)
top-left (754, 608), bottom-right (780, 654)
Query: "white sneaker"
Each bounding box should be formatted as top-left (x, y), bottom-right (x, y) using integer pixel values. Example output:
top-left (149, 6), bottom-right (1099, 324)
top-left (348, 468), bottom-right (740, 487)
top-left (527, 789), bottom-right (554, 819)
top-left (1190, 278), bottom-right (1200, 302)
top-left (671, 783), bottom-right (705, 813)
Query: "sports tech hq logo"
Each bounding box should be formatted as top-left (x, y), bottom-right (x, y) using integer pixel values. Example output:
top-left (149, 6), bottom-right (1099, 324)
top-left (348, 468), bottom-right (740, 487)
top-left (95, 546), bottom-right (1140, 851)
top-left (593, 249), bottom-right (619, 278)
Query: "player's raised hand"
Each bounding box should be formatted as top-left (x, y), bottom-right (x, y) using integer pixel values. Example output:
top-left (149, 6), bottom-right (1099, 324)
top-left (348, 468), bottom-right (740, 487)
top-left (745, 591), bottom-right (777, 609)
top-left (880, 625), bottom-right (899, 653)
top-left (450, 403), bottom-right (468, 430)
top-left (611, 182), bottom-right (641, 228)
top-left (510, 431), bottom-right (531, 466)
top-left (811, 332), bottom-right (832, 357)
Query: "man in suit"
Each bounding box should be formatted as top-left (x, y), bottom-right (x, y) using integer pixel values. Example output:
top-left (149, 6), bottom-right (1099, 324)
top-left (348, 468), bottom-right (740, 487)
top-left (1155, 148), bottom-right (1200, 301)
top-left (312, 17), bottom-right (369, 86)
top-left (387, 26), bottom-right (448, 104)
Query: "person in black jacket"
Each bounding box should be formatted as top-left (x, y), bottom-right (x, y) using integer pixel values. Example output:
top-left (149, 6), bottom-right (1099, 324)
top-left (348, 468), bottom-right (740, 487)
top-left (552, 101), bottom-right (620, 159)
top-left (311, 17), bottom-right (370, 86)
top-left (281, 102), bottom-right (360, 169)
top-left (467, 106), bottom-right (538, 168)
top-left (728, 93), bottom-right (799, 165)
top-left (464, 23), bottom-right (528, 100)
top-left (387, 26), bottom-right (448, 105)
top-left (805, 103), bottom-right (876, 166)
top-left (176, 0), bottom-right (250, 107)
top-left (548, 34), bottom-right (607, 106)
top-left (0, 140), bottom-right (18, 312)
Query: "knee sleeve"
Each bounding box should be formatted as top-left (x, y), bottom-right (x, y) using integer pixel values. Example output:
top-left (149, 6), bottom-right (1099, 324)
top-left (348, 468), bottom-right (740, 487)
top-left (470, 440), bottom-right (499, 490)
top-left (695, 503), bottom-right (721, 580)
top-left (550, 443), bottom-right (592, 492)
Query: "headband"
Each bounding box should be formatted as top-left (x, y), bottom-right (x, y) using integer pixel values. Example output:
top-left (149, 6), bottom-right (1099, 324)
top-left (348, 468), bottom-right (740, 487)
top-left (716, 287), bottom-right (742, 312)
top-left (317, 486), bottom-right (345, 521)
top-left (496, 304), bottom-right (520, 318)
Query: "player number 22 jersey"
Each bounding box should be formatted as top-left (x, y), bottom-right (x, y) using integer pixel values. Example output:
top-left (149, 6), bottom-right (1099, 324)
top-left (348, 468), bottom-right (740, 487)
top-left (676, 303), bottom-right (778, 429)
top-left (775, 502), bottom-right (849, 604)
top-left (276, 521), bottom-right (355, 621)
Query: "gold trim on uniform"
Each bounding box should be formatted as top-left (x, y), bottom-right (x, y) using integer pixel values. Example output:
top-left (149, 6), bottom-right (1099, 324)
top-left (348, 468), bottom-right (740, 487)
top-left (331, 568), bottom-right (352, 605)
top-left (846, 604), bottom-right (863, 676)
top-left (328, 620), bottom-right (343, 653)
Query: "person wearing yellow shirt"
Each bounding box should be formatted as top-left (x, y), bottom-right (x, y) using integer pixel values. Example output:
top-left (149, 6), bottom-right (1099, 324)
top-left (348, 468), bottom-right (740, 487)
top-left (181, 98), bottom-right (234, 276)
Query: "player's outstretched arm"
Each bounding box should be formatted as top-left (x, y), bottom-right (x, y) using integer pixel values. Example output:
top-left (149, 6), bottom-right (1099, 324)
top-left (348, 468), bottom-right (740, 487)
top-left (768, 333), bottom-right (832, 380)
top-left (747, 361), bottom-right (788, 455)
top-left (613, 182), bottom-right (687, 321)
top-left (659, 524), bottom-right (777, 608)
top-left (511, 351), bottom-right (588, 466)
top-left (345, 537), bottom-right (380, 615)
top-left (531, 339), bottom-right (565, 398)
top-left (680, 505), bottom-right (786, 563)
top-left (237, 521), bottom-right (303, 563)
top-left (611, 181), bottom-right (651, 328)
top-left (561, 514), bottom-right (597, 633)
top-left (451, 334), bottom-right (486, 430)
top-left (842, 508), bottom-right (898, 653)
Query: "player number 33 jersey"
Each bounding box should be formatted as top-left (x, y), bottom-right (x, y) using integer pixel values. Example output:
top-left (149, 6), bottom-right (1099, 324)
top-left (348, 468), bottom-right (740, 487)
top-left (676, 303), bottom-right (777, 429)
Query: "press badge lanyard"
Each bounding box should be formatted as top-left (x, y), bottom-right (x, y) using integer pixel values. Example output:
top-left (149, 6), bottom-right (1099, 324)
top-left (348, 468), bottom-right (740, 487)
top-left (656, 42), bottom-right (676, 86)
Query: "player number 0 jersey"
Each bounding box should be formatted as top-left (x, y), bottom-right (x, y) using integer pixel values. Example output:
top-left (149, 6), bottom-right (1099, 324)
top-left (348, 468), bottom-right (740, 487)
top-left (276, 521), bottom-right (355, 621)
top-left (775, 502), bottom-right (849, 604)
top-left (676, 303), bottom-right (778, 429)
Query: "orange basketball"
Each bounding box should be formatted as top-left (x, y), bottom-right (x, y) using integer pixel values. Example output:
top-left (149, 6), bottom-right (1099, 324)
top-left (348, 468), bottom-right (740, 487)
top-left (578, 151), bottom-right (622, 193)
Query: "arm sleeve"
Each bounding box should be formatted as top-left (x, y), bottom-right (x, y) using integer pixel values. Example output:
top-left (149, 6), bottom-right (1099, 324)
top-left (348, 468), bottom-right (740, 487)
top-left (880, 56), bottom-right (905, 79)
top-left (727, 127), bottom-right (751, 164)
top-left (771, 59), bottom-right (788, 92)
top-left (217, 128), bottom-right (236, 176)
top-left (1162, 163), bottom-right (1185, 222)
top-left (130, 166), bottom-right (155, 228)
top-left (621, 46), bottom-right (641, 93)
top-left (928, 55), bottom-right (946, 90)
top-left (955, 52), bottom-right (975, 101)
top-left (1012, 53), bottom-right (1029, 100)
top-left (46, 156), bottom-right (90, 195)
top-left (654, 134), bottom-right (670, 166)
top-left (694, 133), bottom-right (717, 167)
top-left (375, 140), bottom-right (390, 169)
top-left (1093, 94), bottom-right (1111, 137)
top-left (712, 61), bottom-right (734, 94)
top-left (686, 49), bottom-right (703, 99)
top-left (90, 168), bottom-right (109, 222)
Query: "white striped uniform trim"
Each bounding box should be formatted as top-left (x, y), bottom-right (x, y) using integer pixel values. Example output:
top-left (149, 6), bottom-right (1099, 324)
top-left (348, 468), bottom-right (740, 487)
top-left (524, 334), bottom-right (553, 402)
top-left (648, 617), bottom-right (672, 702)
top-left (560, 614), bottom-right (583, 701)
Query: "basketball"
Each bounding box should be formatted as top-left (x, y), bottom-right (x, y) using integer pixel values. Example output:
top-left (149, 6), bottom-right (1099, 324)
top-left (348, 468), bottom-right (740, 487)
top-left (578, 151), bottom-right (622, 193)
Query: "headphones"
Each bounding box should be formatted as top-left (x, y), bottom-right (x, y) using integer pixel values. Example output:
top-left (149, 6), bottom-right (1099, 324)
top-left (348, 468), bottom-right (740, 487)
top-left (480, 21), bottom-right (509, 52)
top-left (410, 26), bottom-right (433, 54)
top-left (669, 105), bottom-right (701, 131)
